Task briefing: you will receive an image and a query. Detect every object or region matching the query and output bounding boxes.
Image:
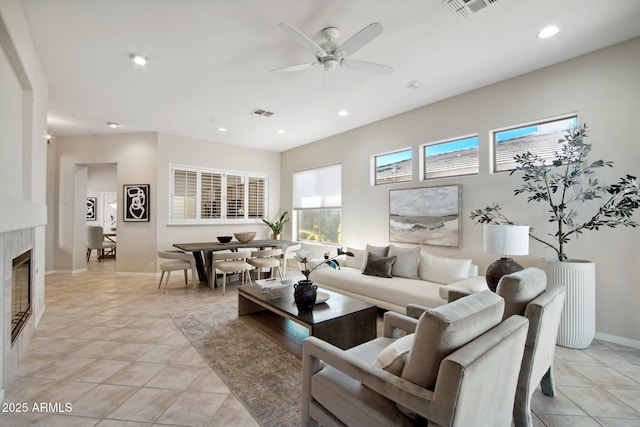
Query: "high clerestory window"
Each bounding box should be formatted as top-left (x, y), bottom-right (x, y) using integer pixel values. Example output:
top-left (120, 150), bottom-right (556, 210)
top-left (421, 135), bottom-right (479, 180)
top-left (170, 164), bottom-right (267, 224)
top-left (493, 115), bottom-right (578, 172)
top-left (372, 148), bottom-right (413, 185)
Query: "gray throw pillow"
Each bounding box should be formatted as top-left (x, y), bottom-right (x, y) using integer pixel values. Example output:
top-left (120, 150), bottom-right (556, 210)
top-left (388, 245), bottom-right (420, 279)
top-left (362, 252), bottom-right (396, 278)
top-left (361, 244), bottom-right (390, 270)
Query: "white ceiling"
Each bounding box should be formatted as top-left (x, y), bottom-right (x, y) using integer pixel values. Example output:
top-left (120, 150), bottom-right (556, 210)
top-left (20, 0), bottom-right (640, 152)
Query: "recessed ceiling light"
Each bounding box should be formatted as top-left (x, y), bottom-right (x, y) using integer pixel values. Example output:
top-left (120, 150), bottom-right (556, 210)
top-left (218, 127), bottom-right (227, 132)
top-left (277, 129), bottom-right (286, 134)
top-left (129, 53), bottom-right (147, 65)
top-left (407, 81), bottom-right (421, 89)
top-left (338, 110), bottom-right (349, 117)
top-left (106, 121), bottom-right (119, 128)
top-left (538, 25), bottom-right (559, 39)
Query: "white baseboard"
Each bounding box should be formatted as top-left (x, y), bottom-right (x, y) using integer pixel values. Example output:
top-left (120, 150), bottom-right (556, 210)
top-left (50, 268), bottom-right (87, 275)
top-left (595, 332), bottom-right (640, 350)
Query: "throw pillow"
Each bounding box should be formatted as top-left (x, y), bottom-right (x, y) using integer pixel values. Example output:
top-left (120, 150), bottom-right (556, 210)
top-left (345, 247), bottom-right (364, 269)
top-left (418, 252), bottom-right (472, 284)
top-left (388, 245), bottom-right (420, 279)
top-left (400, 290), bottom-right (504, 390)
top-left (361, 244), bottom-right (390, 270)
top-left (373, 334), bottom-right (414, 376)
top-left (362, 252), bottom-right (396, 278)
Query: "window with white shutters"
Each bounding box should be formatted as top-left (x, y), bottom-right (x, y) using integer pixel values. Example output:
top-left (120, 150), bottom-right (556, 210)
top-left (169, 164), bottom-right (267, 224)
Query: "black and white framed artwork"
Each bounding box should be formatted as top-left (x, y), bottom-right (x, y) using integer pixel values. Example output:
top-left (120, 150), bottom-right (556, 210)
top-left (86, 197), bottom-right (97, 221)
top-left (123, 184), bottom-right (150, 222)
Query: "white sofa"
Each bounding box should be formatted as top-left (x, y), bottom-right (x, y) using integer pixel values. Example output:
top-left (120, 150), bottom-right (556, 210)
top-left (308, 244), bottom-right (488, 314)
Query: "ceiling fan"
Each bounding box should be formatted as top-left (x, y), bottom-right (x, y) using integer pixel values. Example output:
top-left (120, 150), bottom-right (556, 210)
top-left (272, 22), bottom-right (393, 75)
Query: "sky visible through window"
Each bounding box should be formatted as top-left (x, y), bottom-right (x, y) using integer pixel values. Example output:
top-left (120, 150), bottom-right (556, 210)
top-left (495, 117), bottom-right (577, 142)
top-left (376, 149), bottom-right (412, 167)
top-left (425, 136), bottom-right (478, 156)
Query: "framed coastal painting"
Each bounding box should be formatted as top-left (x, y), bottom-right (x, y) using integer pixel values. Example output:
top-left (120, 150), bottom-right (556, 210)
top-left (86, 197), bottom-right (97, 221)
top-left (123, 184), bottom-right (150, 222)
top-left (389, 184), bottom-right (461, 247)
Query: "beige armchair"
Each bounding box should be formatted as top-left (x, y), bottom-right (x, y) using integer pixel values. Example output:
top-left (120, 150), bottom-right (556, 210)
top-left (157, 250), bottom-right (197, 294)
top-left (301, 291), bottom-right (529, 427)
top-left (407, 268), bottom-right (566, 427)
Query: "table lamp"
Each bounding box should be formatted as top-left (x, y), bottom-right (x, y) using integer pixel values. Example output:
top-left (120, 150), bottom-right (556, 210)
top-left (484, 224), bottom-right (529, 292)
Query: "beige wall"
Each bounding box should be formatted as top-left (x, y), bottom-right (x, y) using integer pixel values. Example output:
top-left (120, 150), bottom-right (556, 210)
top-left (282, 38), bottom-right (640, 344)
top-left (52, 133), bottom-right (158, 274)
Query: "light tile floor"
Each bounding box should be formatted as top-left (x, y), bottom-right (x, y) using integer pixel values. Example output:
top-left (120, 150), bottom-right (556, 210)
top-left (2, 260), bottom-right (640, 426)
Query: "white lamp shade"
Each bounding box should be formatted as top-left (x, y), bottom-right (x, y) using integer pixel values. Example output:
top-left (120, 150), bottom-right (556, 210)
top-left (483, 224), bottom-right (529, 257)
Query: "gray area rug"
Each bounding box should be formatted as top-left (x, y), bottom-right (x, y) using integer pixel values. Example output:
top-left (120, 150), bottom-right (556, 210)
top-left (171, 301), bottom-right (301, 427)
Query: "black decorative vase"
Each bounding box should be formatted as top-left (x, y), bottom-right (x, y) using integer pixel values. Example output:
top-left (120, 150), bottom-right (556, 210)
top-left (294, 280), bottom-right (317, 314)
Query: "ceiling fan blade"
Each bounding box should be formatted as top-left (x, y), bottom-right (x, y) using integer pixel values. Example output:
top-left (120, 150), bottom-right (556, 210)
top-left (271, 62), bottom-right (318, 73)
top-left (279, 23), bottom-right (328, 58)
top-left (341, 59), bottom-right (393, 75)
top-left (335, 23), bottom-right (383, 58)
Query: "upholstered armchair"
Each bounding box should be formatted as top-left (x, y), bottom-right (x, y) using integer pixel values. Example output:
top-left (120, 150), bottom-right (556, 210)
top-left (301, 291), bottom-right (529, 427)
top-left (407, 267), bottom-right (566, 427)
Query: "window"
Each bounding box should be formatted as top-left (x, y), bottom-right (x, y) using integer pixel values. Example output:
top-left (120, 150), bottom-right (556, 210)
top-left (170, 164), bottom-right (266, 223)
top-left (293, 164), bottom-right (342, 244)
top-left (422, 136), bottom-right (479, 179)
top-left (373, 148), bottom-right (412, 185)
top-left (493, 115), bottom-right (578, 172)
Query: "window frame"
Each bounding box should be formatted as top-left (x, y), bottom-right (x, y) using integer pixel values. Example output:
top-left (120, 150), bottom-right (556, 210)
top-left (292, 163), bottom-right (342, 245)
top-left (169, 163), bottom-right (267, 225)
top-left (371, 147), bottom-right (413, 186)
top-left (420, 134), bottom-right (479, 180)
top-left (491, 114), bottom-right (578, 173)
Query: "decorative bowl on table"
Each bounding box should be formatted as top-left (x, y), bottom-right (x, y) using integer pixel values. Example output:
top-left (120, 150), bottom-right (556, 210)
top-left (217, 235), bottom-right (232, 244)
top-left (234, 232), bottom-right (256, 243)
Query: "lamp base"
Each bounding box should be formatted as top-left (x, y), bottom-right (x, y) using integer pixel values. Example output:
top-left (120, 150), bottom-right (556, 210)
top-left (486, 257), bottom-right (523, 292)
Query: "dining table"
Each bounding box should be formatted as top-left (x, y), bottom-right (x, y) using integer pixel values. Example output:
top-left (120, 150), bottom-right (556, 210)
top-left (173, 239), bottom-right (300, 288)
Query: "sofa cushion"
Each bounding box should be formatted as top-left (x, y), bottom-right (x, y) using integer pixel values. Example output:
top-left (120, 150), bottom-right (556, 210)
top-left (363, 253), bottom-right (396, 278)
top-left (362, 244), bottom-right (390, 269)
top-left (419, 252), bottom-right (472, 284)
top-left (373, 334), bottom-right (414, 376)
top-left (345, 247), bottom-right (365, 269)
top-left (401, 290), bottom-right (504, 389)
top-left (388, 245), bottom-right (420, 279)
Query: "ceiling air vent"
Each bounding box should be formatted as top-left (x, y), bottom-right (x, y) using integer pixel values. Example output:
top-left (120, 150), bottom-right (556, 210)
top-left (443, 0), bottom-right (497, 19)
top-left (251, 109), bottom-right (274, 118)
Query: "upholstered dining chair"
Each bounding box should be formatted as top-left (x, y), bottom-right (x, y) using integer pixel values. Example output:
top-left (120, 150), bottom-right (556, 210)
top-left (157, 250), bottom-right (197, 294)
top-left (212, 251), bottom-right (253, 295)
top-left (86, 225), bottom-right (116, 262)
top-left (247, 248), bottom-right (283, 280)
top-left (301, 290), bottom-right (529, 427)
top-left (407, 267), bottom-right (565, 427)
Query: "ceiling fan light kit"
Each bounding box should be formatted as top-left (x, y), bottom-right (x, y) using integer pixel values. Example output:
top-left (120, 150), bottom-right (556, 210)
top-left (273, 22), bottom-right (393, 76)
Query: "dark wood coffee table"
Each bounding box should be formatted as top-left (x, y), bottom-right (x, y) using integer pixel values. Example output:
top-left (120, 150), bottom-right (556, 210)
top-left (238, 284), bottom-right (377, 356)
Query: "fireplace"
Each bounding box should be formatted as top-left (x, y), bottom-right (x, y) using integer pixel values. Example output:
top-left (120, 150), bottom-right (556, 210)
top-left (11, 249), bottom-right (32, 345)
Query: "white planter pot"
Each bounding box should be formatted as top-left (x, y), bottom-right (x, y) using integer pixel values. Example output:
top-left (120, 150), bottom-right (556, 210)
top-left (541, 259), bottom-right (595, 349)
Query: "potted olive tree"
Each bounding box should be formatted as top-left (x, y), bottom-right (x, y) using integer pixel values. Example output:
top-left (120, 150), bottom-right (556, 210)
top-left (262, 211), bottom-right (289, 240)
top-left (470, 125), bottom-right (640, 348)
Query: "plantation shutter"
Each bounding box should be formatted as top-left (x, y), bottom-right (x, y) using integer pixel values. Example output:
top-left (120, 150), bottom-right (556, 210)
top-left (200, 172), bottom-right (222, 219)
top-left (247, 176), bottom-right (266, 218)
top-left (226, 174), bottom-right (245, 219)
top-left (171, 168), bottom-right (197, 220)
